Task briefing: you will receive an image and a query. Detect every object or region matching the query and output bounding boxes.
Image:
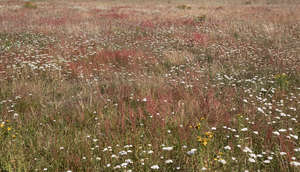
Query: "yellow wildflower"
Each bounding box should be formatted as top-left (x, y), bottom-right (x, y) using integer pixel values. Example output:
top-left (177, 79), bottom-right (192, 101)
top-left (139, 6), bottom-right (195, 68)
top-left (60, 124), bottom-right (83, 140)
top-left (197, 136), bottom-right (203, 142)
top-left (195, 123), bottom-right (201, 129)
top-left (0, 123), bottom-right (4, 128)
top-left (205, 131), bottom-right (213, 138)
top-left (7, 127), bottom-right (11, 131)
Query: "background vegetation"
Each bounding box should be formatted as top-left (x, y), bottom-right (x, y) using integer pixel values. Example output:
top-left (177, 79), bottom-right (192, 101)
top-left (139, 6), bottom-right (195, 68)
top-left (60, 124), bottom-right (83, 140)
top-left (0, 0), bottom-right (299, 171)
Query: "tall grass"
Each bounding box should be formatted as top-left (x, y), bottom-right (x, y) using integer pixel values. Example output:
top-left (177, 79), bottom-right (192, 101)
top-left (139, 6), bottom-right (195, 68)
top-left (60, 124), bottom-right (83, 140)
top-left (0, 0), bottom-right (299, 171)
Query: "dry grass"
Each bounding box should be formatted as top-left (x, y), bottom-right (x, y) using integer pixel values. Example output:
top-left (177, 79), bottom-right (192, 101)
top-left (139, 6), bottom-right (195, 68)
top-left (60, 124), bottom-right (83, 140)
top-left (0, 0), bottom-right (300, 171)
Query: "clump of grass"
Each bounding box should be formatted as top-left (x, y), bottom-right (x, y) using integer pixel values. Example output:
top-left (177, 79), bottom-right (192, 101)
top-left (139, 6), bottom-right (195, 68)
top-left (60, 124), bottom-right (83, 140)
top-left (274, 73), bottom-right (289, 90)
top-left (176, 4), bottom-right (191, 10)
top-left (23, 1), bottom-right (37, 9)
top-left (245, 1), bottom-right (252, 5)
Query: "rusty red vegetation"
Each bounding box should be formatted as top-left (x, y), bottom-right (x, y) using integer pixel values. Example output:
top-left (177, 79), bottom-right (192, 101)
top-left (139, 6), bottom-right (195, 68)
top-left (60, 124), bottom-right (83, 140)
top-left (67, 49), bottom-right (146, 77)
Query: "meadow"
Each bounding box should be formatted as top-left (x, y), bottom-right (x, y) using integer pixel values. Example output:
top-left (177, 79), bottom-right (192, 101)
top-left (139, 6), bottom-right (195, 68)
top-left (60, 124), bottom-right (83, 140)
top-left (0, 0), bottom-right (300, 171)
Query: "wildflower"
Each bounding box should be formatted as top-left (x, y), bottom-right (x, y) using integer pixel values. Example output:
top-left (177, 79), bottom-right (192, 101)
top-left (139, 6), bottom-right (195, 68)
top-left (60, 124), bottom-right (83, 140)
top-left (224, 145), bottom-right (231, 150)
top-left (121, 162), bottom-right (128, 168)
top-left (123, 145), bottom-right (132, 148)
top-left (202, 140), bottom-right (208, 146)
top-left (111, 154), bottom-right (118, 158)
top-left (195, 123), bottom-right (201, 129)
top-left (273, 131), bottom-right (280, 136)
top-left (263, 160), bottom-right (270, 164)
top-left (165, 159), bottom-right (173, 164)
top-left (197, 136), bottom-right (202, 142)
top-left (230, 128), bottom-right (237, 132)
top-left (290, 161), bottom-right (300, 167)
top-left (0, 123), bottom-right (4, 128)
top-left (125, 159), bottom-right (133, 164)
top-left (280, 113), bottom-right (287, 117)
top-left (187, 148), bottom-right (197, 155)
top-left (241, 128), bottom-right (248, 131)
top-left (162, 146), bottom-right (173, 151)
top-left (278, 129), bottom-right (287, 132)
top-left (218, 159), bottom-right (226, 164)
top-left (243, 147), bottom-right (252, 153)
top-left (7, 127), bottom-right (11, 131)
top-left (148, 150), bottom-right (154, 154)
top-left (114, 165), bottom-right (121, 169)
top-left (201, 167), bottom-right (207, 171)
top-left (279, 152), bottom-right (287, 156)
top-left (261, 88), bottom-right (267, 92)
top-left (119, 150), bottom-right (127, 155)
top-left (205, 131), bottom-right (213, 138)
top-left (290, 134), bottom-right (298, 140)
top-left (151, 165), bottom-right (159, 170)
top-left (248, 158), bottom-right (256, 163)
top-left (197, 137), bottom-right (208, 146)
top-left (257, 107), bottom-right (265, 114)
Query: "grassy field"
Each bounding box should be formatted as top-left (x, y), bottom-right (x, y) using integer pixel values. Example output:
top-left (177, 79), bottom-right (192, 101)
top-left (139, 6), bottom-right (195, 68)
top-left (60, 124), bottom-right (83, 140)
top-left (0, 0), bottom-right (300, 171)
